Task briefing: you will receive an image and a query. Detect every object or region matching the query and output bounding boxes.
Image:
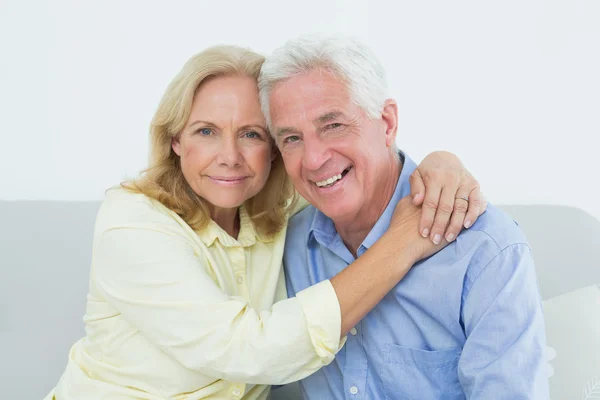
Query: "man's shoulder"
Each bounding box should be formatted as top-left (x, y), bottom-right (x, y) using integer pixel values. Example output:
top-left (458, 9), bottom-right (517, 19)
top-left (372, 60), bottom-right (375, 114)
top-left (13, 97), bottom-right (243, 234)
top-left (451, 203), bottom-right (532, 287)
top-left (464, 203), bottom-right (529, 250)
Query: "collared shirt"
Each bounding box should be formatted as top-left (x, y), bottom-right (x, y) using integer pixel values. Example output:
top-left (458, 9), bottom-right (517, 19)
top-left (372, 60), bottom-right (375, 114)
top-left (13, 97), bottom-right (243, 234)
top-left (283, 154), bottom-right (550, 399)
top-left (47, 187), bottom-right (343, 400)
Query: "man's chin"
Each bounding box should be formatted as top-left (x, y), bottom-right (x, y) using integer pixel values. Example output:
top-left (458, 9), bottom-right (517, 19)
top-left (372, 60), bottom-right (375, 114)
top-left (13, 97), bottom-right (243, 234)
top-left (302, 188), bottom-right (357, 220)
top-left (318, 202), bottom-right (355, 223)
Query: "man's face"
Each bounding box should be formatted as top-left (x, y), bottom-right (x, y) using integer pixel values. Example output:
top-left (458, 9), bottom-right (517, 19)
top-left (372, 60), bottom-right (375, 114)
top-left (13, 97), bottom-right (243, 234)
top-left (268, 69), bottom-right (397, 223)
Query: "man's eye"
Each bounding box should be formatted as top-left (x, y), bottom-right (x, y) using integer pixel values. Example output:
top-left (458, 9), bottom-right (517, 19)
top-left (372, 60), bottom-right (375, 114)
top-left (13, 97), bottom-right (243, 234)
top-left (325, 123), bottom-right (342, 130)
top-left (284, 135), bottom-right (300, 144)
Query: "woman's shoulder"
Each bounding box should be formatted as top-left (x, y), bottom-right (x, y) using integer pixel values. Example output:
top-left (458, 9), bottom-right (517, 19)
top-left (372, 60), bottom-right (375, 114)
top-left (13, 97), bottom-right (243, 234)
top-left (94, 185), bottom-right (187, 234)
top-left (101, 185), bottom-right (162, 215)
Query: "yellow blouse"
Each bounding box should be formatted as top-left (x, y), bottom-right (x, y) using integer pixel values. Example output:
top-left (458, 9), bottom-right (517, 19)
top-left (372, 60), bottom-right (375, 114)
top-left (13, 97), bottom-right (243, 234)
top-left (47, 187), bottom-right (343, 400)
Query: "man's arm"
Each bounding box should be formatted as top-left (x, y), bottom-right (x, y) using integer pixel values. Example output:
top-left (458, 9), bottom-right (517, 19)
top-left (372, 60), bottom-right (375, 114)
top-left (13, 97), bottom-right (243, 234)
top-left (458, 243), bottom-right (550, 399)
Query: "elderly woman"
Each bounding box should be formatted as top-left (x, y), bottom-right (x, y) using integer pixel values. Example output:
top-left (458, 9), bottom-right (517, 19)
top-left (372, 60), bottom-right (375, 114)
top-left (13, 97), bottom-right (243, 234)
top-left (46, 46), bottom-right (485, 400)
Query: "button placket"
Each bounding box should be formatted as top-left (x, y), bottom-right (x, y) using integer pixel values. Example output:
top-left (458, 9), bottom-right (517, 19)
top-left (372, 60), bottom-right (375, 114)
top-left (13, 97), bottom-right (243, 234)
top-left (230, 247), bottom-right (248, 299)
top-left (343, 321), bottom-right (367, 399)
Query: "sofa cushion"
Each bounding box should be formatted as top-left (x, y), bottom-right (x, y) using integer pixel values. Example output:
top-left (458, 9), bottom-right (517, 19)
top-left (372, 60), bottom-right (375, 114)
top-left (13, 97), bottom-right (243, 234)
top-left (542, 285), bottom-right (600, 399)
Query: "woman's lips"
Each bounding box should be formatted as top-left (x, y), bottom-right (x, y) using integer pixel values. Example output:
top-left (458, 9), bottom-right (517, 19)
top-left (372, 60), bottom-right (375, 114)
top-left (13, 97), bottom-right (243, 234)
top-left (208, 176), bottom-right (248, 186)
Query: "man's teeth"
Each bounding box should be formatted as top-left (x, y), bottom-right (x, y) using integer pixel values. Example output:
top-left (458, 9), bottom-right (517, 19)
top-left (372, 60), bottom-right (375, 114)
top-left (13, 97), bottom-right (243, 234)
top-left (315, 173), bottom-right (343, 187)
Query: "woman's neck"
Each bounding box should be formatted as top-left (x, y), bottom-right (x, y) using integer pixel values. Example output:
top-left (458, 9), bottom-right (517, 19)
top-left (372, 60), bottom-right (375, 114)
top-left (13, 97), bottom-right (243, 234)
top-left (211, 206), bottom-right (240, 238)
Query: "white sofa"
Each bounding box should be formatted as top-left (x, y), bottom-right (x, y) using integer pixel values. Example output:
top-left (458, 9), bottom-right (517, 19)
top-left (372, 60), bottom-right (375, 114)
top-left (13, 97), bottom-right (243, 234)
top-left (1, 201), bottom-right (599, 399)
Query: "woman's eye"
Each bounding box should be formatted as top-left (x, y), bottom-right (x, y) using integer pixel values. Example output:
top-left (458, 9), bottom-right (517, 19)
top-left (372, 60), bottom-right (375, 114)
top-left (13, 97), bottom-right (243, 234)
top-left (244, 131), bottom-right (260, 139)
top-left (199, 128), bottom-right (212, 136)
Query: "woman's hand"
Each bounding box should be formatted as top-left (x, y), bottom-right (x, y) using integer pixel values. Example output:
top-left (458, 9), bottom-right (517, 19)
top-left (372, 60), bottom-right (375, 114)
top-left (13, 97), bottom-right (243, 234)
top-left (409, 151), bottom-right (487, 244)
top-left (387, 196), bottom-right (448, 264)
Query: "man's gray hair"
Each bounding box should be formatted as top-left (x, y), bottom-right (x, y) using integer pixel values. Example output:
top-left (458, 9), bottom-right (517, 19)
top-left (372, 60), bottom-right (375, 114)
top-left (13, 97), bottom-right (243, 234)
top-left (258, 34), bottom-right (389, 133)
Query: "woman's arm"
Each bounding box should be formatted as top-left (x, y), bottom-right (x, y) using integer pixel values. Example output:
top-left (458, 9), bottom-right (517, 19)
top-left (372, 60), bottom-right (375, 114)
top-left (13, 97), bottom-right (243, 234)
top-left (293, 152), bottom-right (486, 242)
top-left (93, 199), bottom-right (440, 386)
top-left (331, 195), bottom-right (443, 335)
top-left (95, 226), bottom-right (333, 385)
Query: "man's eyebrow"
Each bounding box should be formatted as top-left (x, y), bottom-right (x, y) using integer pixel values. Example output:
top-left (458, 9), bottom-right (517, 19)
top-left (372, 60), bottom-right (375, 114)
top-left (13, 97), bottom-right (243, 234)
top-left (274, 112), bottom-right (344, 137)
top-left (314, 111), bottom-right (344, 124)
top-left (275, 127), bottom-right (300, 137)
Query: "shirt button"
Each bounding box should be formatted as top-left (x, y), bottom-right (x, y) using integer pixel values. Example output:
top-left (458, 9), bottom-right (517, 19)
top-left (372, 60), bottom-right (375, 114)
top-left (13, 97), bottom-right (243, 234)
top-left (350, 327), bottom-right (358, 336)
top-left (236, 276), bottom-right (244, 284)
top-left (232, 388), bottom-right (242, 396)
top-left (349, 386), bottom-right (359, 395)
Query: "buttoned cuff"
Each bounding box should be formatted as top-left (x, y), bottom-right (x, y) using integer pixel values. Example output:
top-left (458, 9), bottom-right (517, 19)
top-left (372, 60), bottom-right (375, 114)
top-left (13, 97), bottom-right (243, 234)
top-left (296, 279), bottom-right (344, 364)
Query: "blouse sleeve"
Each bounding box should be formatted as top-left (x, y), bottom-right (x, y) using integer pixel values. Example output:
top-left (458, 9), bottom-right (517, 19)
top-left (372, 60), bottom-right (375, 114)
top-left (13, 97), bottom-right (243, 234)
top-left (93, 223), bottom-right (343, 385)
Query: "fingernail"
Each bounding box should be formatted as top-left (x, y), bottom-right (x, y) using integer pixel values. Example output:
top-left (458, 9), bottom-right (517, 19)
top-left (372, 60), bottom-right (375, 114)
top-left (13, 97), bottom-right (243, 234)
top-left (413, 194), bottom-right (420, 202)
top-left (422, 228), bottom-right (429, 238)
top-left (465, 220), bottom-right (472, 229)
top-left (446, 233), bottom-right (455, 242)
top-left (433, 234), bottom-right (441, 244)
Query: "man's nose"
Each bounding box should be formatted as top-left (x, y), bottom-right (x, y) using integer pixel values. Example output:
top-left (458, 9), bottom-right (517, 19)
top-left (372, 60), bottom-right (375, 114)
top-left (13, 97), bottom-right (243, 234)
top-left (301, 136), bottom-right (331, 171)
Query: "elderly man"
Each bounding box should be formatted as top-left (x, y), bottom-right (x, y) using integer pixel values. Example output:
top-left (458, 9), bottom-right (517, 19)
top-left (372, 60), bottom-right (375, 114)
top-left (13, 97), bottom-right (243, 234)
top-left (259, 35), bottom-right (549, 399)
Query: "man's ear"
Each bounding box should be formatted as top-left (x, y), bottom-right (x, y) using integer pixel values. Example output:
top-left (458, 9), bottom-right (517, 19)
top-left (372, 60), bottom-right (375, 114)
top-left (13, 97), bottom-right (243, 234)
top-left (172, 136), bottom-right (181, 156)
top-left (381, 99), bottom-right (398, 147)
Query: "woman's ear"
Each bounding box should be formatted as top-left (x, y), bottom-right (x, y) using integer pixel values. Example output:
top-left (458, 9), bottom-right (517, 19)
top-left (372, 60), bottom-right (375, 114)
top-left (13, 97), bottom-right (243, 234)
top-left (172, 136), bottom-right (181, 156)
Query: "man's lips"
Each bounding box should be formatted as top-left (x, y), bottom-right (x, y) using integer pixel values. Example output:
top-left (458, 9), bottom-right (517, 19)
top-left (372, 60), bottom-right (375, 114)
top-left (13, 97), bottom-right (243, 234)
top-left (310, 167), bottom-right (352, 187)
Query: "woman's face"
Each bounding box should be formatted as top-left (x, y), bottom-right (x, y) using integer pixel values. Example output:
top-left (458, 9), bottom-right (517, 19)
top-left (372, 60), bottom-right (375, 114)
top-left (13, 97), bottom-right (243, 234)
top-left (172, 75), bottom-right (275, 212)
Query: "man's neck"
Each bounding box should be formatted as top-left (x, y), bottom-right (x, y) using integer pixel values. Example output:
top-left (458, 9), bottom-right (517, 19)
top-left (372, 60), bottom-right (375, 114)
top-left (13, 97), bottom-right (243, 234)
top-left (335, 157), bottom-right (403, 257)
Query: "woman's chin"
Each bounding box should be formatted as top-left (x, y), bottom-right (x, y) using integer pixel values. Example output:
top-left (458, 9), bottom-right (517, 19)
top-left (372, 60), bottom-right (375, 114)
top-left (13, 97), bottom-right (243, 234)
top-left (204, 195), bottom-right (248, 211)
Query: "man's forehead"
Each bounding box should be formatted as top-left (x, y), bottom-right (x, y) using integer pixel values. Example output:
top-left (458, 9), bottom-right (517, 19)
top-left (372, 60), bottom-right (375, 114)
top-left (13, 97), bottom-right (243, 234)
top-left (271, 70), bottom-right (348, 102)
top-left (270, 86), bottom-right (350, 123)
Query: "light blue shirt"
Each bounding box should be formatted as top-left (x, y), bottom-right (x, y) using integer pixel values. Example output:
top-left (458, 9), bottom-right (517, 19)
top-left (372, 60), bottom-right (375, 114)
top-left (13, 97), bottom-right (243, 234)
top-left (283, 153), bottom-right (549, 399)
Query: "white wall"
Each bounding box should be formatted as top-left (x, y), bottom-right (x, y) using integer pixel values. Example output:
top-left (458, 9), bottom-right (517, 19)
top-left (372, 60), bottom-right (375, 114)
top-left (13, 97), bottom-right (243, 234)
top-left (1, 0), bottom-right (599, 220)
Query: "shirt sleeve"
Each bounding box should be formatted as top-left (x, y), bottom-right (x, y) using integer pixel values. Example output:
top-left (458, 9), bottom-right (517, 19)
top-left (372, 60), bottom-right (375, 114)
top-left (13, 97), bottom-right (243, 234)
top-left (458, 243), bottom-right (550, 399)
top-left (92, 225), bottom-right (343, 385)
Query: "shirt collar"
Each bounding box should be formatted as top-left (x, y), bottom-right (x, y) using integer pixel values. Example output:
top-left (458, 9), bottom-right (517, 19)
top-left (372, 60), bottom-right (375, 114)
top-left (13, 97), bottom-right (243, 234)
top-left (197, 204), bottom-right (273, 248)
top-left (308, 207), bottom-right (337, 247)
top-left (308, 151), bottom-right (417, 252)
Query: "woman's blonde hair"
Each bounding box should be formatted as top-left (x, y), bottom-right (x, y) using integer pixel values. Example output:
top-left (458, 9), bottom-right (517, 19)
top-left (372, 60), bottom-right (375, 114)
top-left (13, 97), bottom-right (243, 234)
top-left (123, 45), bottom-right (295, 236)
